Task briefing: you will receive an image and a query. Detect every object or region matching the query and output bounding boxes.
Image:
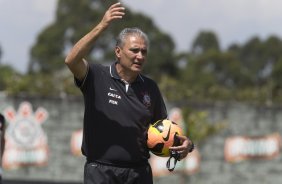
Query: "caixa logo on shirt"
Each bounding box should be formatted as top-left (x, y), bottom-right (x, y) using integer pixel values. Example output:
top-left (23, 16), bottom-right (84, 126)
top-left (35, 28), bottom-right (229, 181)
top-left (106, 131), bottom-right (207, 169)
top-left (108, 91), bottom-right (121, 105)
top-left (2, 101), bottom-right (49, 169)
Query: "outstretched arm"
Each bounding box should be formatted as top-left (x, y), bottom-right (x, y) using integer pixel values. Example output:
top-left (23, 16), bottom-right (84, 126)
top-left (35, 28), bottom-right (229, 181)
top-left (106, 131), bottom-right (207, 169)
top-left (65, 2), bottom-right (125, 80)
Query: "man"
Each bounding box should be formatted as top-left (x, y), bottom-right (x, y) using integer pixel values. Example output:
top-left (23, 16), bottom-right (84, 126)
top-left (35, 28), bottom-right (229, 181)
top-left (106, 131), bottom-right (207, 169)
top-left (65, 2), bottom-right (193, 184)
top-left (0, 113), bottom-right (5, 184)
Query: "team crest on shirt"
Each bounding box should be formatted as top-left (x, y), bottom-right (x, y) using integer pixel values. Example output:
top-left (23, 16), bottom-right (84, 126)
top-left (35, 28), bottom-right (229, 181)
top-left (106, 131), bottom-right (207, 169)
top-left (142, 92), bottom-right (151, 107)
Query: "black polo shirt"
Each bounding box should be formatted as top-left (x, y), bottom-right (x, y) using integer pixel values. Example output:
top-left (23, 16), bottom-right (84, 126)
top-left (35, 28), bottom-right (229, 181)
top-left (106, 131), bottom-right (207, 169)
top-left (75, 62), bottom-right (167, 166)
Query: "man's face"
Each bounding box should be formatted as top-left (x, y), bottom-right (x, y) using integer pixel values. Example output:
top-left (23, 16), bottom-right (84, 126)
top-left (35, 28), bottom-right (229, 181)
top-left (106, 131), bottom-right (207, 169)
top-left (115, 35), bottom-right (148, 74)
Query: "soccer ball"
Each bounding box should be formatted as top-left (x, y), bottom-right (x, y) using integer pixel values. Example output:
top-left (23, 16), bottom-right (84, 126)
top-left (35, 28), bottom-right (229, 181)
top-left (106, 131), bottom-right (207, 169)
top-left (147, 119), bottom-right (183, 157)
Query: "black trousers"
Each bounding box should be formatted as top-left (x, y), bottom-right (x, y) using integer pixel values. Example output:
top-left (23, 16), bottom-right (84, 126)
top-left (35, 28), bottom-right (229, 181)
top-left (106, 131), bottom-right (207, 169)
top-left (84, 161), bottom-right (153, 184)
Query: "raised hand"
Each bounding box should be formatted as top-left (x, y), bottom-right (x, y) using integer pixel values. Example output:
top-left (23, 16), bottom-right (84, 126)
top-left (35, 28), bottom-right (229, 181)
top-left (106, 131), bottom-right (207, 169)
top-left (100, 2), bottom-right (125, 27)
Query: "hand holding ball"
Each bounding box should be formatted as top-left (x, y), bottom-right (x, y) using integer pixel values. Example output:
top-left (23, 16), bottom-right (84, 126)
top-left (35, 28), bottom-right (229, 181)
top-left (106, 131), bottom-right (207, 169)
top-left (147, 119), bottom-right (183, 157)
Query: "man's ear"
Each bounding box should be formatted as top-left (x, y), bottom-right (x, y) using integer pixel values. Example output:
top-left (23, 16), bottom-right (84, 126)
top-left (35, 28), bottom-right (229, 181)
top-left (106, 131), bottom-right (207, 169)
top-left (115, 46), bottom-right (121, 59)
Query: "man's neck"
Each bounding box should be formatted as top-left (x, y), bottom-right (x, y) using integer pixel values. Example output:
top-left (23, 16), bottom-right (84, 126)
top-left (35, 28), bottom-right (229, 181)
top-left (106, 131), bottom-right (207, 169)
top-left (116, 63), bottom-right (138, 83)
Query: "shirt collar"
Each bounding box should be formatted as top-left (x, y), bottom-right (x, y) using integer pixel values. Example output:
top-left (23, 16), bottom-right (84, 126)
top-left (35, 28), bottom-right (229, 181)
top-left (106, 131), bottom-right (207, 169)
top-left (109, 62), bottom-right (144, 83)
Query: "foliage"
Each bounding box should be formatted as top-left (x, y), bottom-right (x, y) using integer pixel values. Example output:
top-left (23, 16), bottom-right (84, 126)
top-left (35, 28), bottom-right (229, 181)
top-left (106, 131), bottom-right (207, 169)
top-left (4, 68), bottom-right (80, 97)
top-left (182, 108), bottom-right (227, 143)
top-left (191, 31), bottom-right (220, 55)
top-left (0, 65), bottom-right (19, 91)
top-left (160, 32), bottom-right (282, 105)
top-left (0, 44), bottom-right (2, 61)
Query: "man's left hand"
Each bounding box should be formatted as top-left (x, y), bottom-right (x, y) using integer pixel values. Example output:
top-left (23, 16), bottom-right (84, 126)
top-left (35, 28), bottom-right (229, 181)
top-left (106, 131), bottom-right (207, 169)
top-left (169, 135), bottom-right (194, 160)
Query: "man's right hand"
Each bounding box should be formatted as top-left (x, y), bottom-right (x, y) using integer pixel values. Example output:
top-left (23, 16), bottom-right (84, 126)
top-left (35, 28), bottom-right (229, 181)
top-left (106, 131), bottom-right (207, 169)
top-left (100, 2), bottom-right (125, 28)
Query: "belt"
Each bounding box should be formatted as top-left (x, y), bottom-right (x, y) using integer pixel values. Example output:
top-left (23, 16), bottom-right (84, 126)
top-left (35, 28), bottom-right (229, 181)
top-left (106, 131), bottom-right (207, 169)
top-left (86, 159), bottom-right (149, 168)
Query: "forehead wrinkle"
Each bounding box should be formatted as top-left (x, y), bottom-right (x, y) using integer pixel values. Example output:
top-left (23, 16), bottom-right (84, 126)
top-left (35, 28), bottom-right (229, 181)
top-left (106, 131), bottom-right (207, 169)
top-left (125, 36), bottom-right (147, 49)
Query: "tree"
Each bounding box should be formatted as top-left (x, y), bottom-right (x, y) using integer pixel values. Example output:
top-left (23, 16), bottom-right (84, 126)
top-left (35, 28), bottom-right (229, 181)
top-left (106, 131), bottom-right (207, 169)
top-left (0, 65), bottom-right (19, 91)
top-left (191, 31), bottom-right (220, 55)
top-left (28, 0), bottom-right (177, 79)
top-left (0, 44), bottom-right (2, 63)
